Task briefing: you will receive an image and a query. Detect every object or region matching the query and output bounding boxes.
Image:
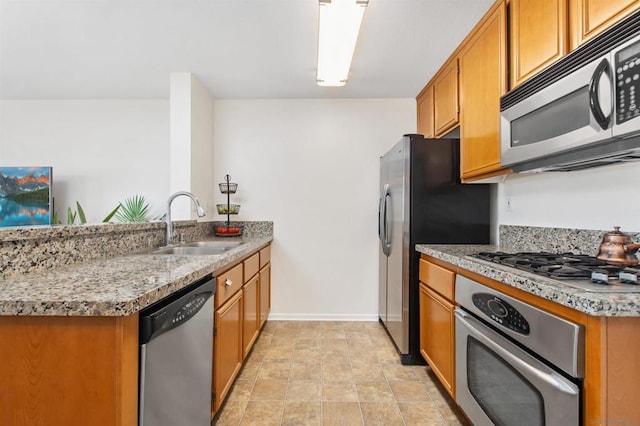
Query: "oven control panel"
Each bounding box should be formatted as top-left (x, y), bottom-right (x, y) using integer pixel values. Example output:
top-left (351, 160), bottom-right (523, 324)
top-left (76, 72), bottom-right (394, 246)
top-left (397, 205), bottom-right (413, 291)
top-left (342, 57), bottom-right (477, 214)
top-left (472, 293), bottom-right (530, 335)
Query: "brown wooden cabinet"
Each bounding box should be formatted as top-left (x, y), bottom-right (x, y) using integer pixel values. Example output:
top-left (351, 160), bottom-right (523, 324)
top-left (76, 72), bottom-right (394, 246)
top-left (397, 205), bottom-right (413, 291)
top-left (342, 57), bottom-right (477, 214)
top-left (216, 263), bottom-right (243, 308)
top-left (420, 284), bottom-right (455, 397)
top-left (242, 274), bottom-right (259, 357)
top-left (0, 315), bottom-right (138, 426)
top-left (433, 59), bottom-right (459, 137)
top-left (510, 0), bottom-right (568, 88)
top-left (259, 264), bottom-right (271, 329)
top-left (242, 252), bottom-right (260, 357)
top-left (244, 252), bottom-right (259, 284)
top-left (419, 259), bottom-right (456, 398)
top-left (459, 0), bottom-right (510, 182)
top-left (259, 245), bottom-right (271, 329)
top-left (417, 84), bottom-right (435, 138)
top-left (569, 0), bottom-right (640, 50)
top-left (213, 289), bottom-right (243, 412)
top-left (211, 243), bottom-right (271, 417)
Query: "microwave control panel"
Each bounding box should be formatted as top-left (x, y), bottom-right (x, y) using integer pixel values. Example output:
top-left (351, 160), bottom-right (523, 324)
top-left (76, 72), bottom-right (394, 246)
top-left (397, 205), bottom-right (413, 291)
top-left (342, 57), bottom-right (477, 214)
top-left (615, 40), bottom-right (640, 124)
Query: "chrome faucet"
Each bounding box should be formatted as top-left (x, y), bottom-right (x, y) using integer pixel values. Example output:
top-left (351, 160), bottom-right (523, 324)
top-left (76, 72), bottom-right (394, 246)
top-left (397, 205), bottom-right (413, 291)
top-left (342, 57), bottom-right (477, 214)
top-left (165, 191), bottom-right (206, 245)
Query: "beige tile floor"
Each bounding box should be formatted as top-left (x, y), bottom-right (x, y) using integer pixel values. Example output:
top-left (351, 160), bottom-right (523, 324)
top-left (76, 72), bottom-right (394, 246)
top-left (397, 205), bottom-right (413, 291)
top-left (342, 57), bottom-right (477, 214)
top-left (212, 320), bottom-right (468, 425)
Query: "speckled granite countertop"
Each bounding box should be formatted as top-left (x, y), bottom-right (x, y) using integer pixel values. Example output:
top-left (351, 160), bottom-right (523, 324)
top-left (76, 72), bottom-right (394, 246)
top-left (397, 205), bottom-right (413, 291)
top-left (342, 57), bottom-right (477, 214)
top-left (416, 244), bottom-right (640, 317)
top-left (0, 236), bottom-right (272, 317)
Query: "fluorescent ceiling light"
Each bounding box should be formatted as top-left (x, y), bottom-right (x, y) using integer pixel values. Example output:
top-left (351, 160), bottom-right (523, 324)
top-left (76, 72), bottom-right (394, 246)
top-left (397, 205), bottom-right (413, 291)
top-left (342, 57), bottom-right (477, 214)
top-left (316, 0), bottom-right (368, 87)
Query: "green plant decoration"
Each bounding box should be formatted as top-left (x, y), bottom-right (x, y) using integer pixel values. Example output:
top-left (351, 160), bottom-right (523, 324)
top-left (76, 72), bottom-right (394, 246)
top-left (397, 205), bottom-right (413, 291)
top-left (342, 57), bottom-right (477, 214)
top-left (114, 195), bottom-right (150, 223)
top-left (102, 204), bottom-right (121, 222)
top-left (67, 206), bottom-right (77, 224)
top-left (76, 201), bottom-right (87, 224)
top-left (53, 201), bottom-right (122, 225)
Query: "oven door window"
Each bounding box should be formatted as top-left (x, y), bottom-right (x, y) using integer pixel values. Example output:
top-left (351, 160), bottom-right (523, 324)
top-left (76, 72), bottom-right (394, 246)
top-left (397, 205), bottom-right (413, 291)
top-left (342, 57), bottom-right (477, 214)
top-left (467, 336), bottom-right (545, 426)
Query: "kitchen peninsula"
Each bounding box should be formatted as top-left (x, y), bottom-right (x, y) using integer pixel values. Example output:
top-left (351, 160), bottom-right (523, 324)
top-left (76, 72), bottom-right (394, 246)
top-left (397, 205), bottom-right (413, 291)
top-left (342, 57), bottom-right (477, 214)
top-left (0, 221), bottom-right (273, 426)
top-left (417, 225), bottom-right (640, 425)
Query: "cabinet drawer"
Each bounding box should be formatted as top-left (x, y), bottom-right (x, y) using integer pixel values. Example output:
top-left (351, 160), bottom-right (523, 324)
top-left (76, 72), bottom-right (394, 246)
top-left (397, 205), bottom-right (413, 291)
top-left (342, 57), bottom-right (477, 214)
top-left (244, 253), bottom-right (260, 282)
top-left (419, 259), bottom-right (455, 301)
top-left (260, 245), bottom-right (271, 268)
top-left (216, 263), bottom-right (243, 308)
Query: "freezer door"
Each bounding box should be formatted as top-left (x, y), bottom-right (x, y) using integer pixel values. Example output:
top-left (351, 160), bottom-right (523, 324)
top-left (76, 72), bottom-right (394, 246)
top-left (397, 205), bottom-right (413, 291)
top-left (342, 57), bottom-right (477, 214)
top-left (384, 138), bottom-right (409, 354)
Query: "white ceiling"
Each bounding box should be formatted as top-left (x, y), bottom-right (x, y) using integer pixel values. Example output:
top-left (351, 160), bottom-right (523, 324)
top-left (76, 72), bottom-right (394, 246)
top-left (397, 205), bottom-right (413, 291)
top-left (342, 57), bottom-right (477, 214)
top-left (0, 0), bottom-right (494, 100)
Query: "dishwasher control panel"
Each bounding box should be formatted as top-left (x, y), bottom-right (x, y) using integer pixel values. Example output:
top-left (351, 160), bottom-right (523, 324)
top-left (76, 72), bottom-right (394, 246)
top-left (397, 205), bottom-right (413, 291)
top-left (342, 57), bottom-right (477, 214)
top-left (172, 294), bottom-right (208, 325)
top-left (139, 277), bottom-right (216, 344)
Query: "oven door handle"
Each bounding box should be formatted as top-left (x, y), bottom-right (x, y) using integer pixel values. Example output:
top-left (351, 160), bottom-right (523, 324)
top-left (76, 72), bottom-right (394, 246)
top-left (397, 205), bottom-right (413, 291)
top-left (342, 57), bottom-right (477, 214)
top-left (455, 309), bottom-right (579, 396)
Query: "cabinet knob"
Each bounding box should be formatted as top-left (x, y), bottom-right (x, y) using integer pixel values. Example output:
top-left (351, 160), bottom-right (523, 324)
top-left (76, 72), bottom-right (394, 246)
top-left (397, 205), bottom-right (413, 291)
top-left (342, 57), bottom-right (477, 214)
top-left (225, 277), bottom-right (233, 287)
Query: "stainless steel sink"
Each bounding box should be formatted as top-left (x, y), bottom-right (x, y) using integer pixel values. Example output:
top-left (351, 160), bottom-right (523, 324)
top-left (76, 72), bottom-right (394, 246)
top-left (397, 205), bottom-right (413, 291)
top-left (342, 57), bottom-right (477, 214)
top-left (150, 246), bottom-right (226, 256)
top-left (148, 241), bottom-right (245, 256)
top-left (183, 241), bottom-right (244, 249)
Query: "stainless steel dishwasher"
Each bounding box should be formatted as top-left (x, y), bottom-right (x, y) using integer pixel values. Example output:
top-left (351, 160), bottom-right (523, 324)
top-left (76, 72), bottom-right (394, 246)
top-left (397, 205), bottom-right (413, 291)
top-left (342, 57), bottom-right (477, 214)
top-left (139, 276), bottom-right (215, 426)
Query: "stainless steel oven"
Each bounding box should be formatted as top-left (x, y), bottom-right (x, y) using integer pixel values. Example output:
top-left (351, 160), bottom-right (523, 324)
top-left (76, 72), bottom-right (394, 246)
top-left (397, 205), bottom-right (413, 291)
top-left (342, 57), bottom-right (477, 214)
top-left (454, 275), bottom-right (583, 426)
top-left (500, 12), bottom-right (640, 172)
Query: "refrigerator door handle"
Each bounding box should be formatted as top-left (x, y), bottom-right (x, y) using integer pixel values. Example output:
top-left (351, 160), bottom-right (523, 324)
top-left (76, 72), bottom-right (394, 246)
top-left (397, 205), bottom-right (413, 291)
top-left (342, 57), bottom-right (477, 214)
top-left (379, 184), bottom-right (388, 248)
top-left (381, 184), bottom-right (391, 256)
top-left (378, 196), bottom-right (384, 240)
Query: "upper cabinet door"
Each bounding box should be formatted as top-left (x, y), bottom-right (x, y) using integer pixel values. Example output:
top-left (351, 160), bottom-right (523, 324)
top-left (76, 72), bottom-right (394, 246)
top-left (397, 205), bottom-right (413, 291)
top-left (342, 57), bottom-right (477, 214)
top-left (569, 0), bottom-right (640, 50)
top-left (433, 59), bottom-right (459, 137)
top-left (510, 0), bottom-right (568, 88)
top-left (417, 85), bottom-right (435, 138)
top-left (460, 0), bottom-right (509, 182)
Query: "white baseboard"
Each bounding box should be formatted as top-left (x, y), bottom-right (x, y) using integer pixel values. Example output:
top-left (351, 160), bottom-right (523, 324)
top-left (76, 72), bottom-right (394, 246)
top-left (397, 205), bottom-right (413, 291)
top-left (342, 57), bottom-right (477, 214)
top-left (266, 313), bottom-right (379, 322)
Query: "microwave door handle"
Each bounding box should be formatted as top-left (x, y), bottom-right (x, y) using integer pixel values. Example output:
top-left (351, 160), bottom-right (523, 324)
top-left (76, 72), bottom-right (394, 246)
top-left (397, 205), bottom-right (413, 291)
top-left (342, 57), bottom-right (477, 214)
top-left (589, 58), bottom-right (613, 130)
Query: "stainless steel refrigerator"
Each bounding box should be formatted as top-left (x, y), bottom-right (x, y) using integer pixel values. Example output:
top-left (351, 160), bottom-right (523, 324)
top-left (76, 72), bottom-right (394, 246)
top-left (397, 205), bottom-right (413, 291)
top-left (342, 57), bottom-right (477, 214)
top-left (378, 134), bottom-right (490, 365)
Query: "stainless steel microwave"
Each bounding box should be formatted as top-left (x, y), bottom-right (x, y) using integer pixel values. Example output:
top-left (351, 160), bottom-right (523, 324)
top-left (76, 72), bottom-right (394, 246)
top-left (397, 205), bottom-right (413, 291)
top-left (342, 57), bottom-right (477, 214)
top-left (500, 20), bottom-right (640, 172)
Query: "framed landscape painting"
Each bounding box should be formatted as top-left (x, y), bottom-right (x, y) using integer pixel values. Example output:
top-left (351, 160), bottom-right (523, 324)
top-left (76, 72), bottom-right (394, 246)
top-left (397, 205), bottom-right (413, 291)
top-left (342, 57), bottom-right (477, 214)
top-left (0, 167), bottom-right (52, 227)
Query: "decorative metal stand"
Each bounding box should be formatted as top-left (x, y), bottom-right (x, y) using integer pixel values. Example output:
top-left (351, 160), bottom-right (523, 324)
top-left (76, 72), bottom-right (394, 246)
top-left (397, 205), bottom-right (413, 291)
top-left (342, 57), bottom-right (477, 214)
top-left (214, 174), bottom-right (242, 237)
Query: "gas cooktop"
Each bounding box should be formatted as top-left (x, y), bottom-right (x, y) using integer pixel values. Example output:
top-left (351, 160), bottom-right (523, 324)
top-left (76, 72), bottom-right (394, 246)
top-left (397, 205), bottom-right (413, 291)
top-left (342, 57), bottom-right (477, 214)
top-left (469, 251), bottom-right (640, 293)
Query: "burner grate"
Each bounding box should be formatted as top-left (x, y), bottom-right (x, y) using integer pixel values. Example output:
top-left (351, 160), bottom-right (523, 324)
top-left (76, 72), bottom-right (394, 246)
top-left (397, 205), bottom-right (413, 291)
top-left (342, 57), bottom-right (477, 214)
top-left (469, 252), bottom-right (640, 292)
top-left (471, 252), bottom-right (630, 283)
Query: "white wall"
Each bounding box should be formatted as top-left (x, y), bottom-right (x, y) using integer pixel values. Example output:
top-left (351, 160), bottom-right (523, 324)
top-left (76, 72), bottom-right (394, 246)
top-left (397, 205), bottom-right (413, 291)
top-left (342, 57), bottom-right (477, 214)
top-left (169, 73), bottom-right (216, 220)
top-left (190, 77), bottom-right (216, 217)
top-left (213, 99), bottom-right (415, 320)
top-left (169, 74), bottom-right (193, 219)
top-left (0, 100), bottom-right (169, 222)
top-left (496, 161), bottom-right (640, 232)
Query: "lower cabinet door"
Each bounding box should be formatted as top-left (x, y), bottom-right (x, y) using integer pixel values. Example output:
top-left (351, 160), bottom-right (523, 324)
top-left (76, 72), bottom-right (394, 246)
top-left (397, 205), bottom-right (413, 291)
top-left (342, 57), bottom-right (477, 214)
top-left (419, 283), bottom-right (455, 398)
top-left (243, 275), bottom-right (259, 358)
top-left (213, 290), bottom-right (243, 413)
top-left (259, 264), bottom-right (271, 328)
